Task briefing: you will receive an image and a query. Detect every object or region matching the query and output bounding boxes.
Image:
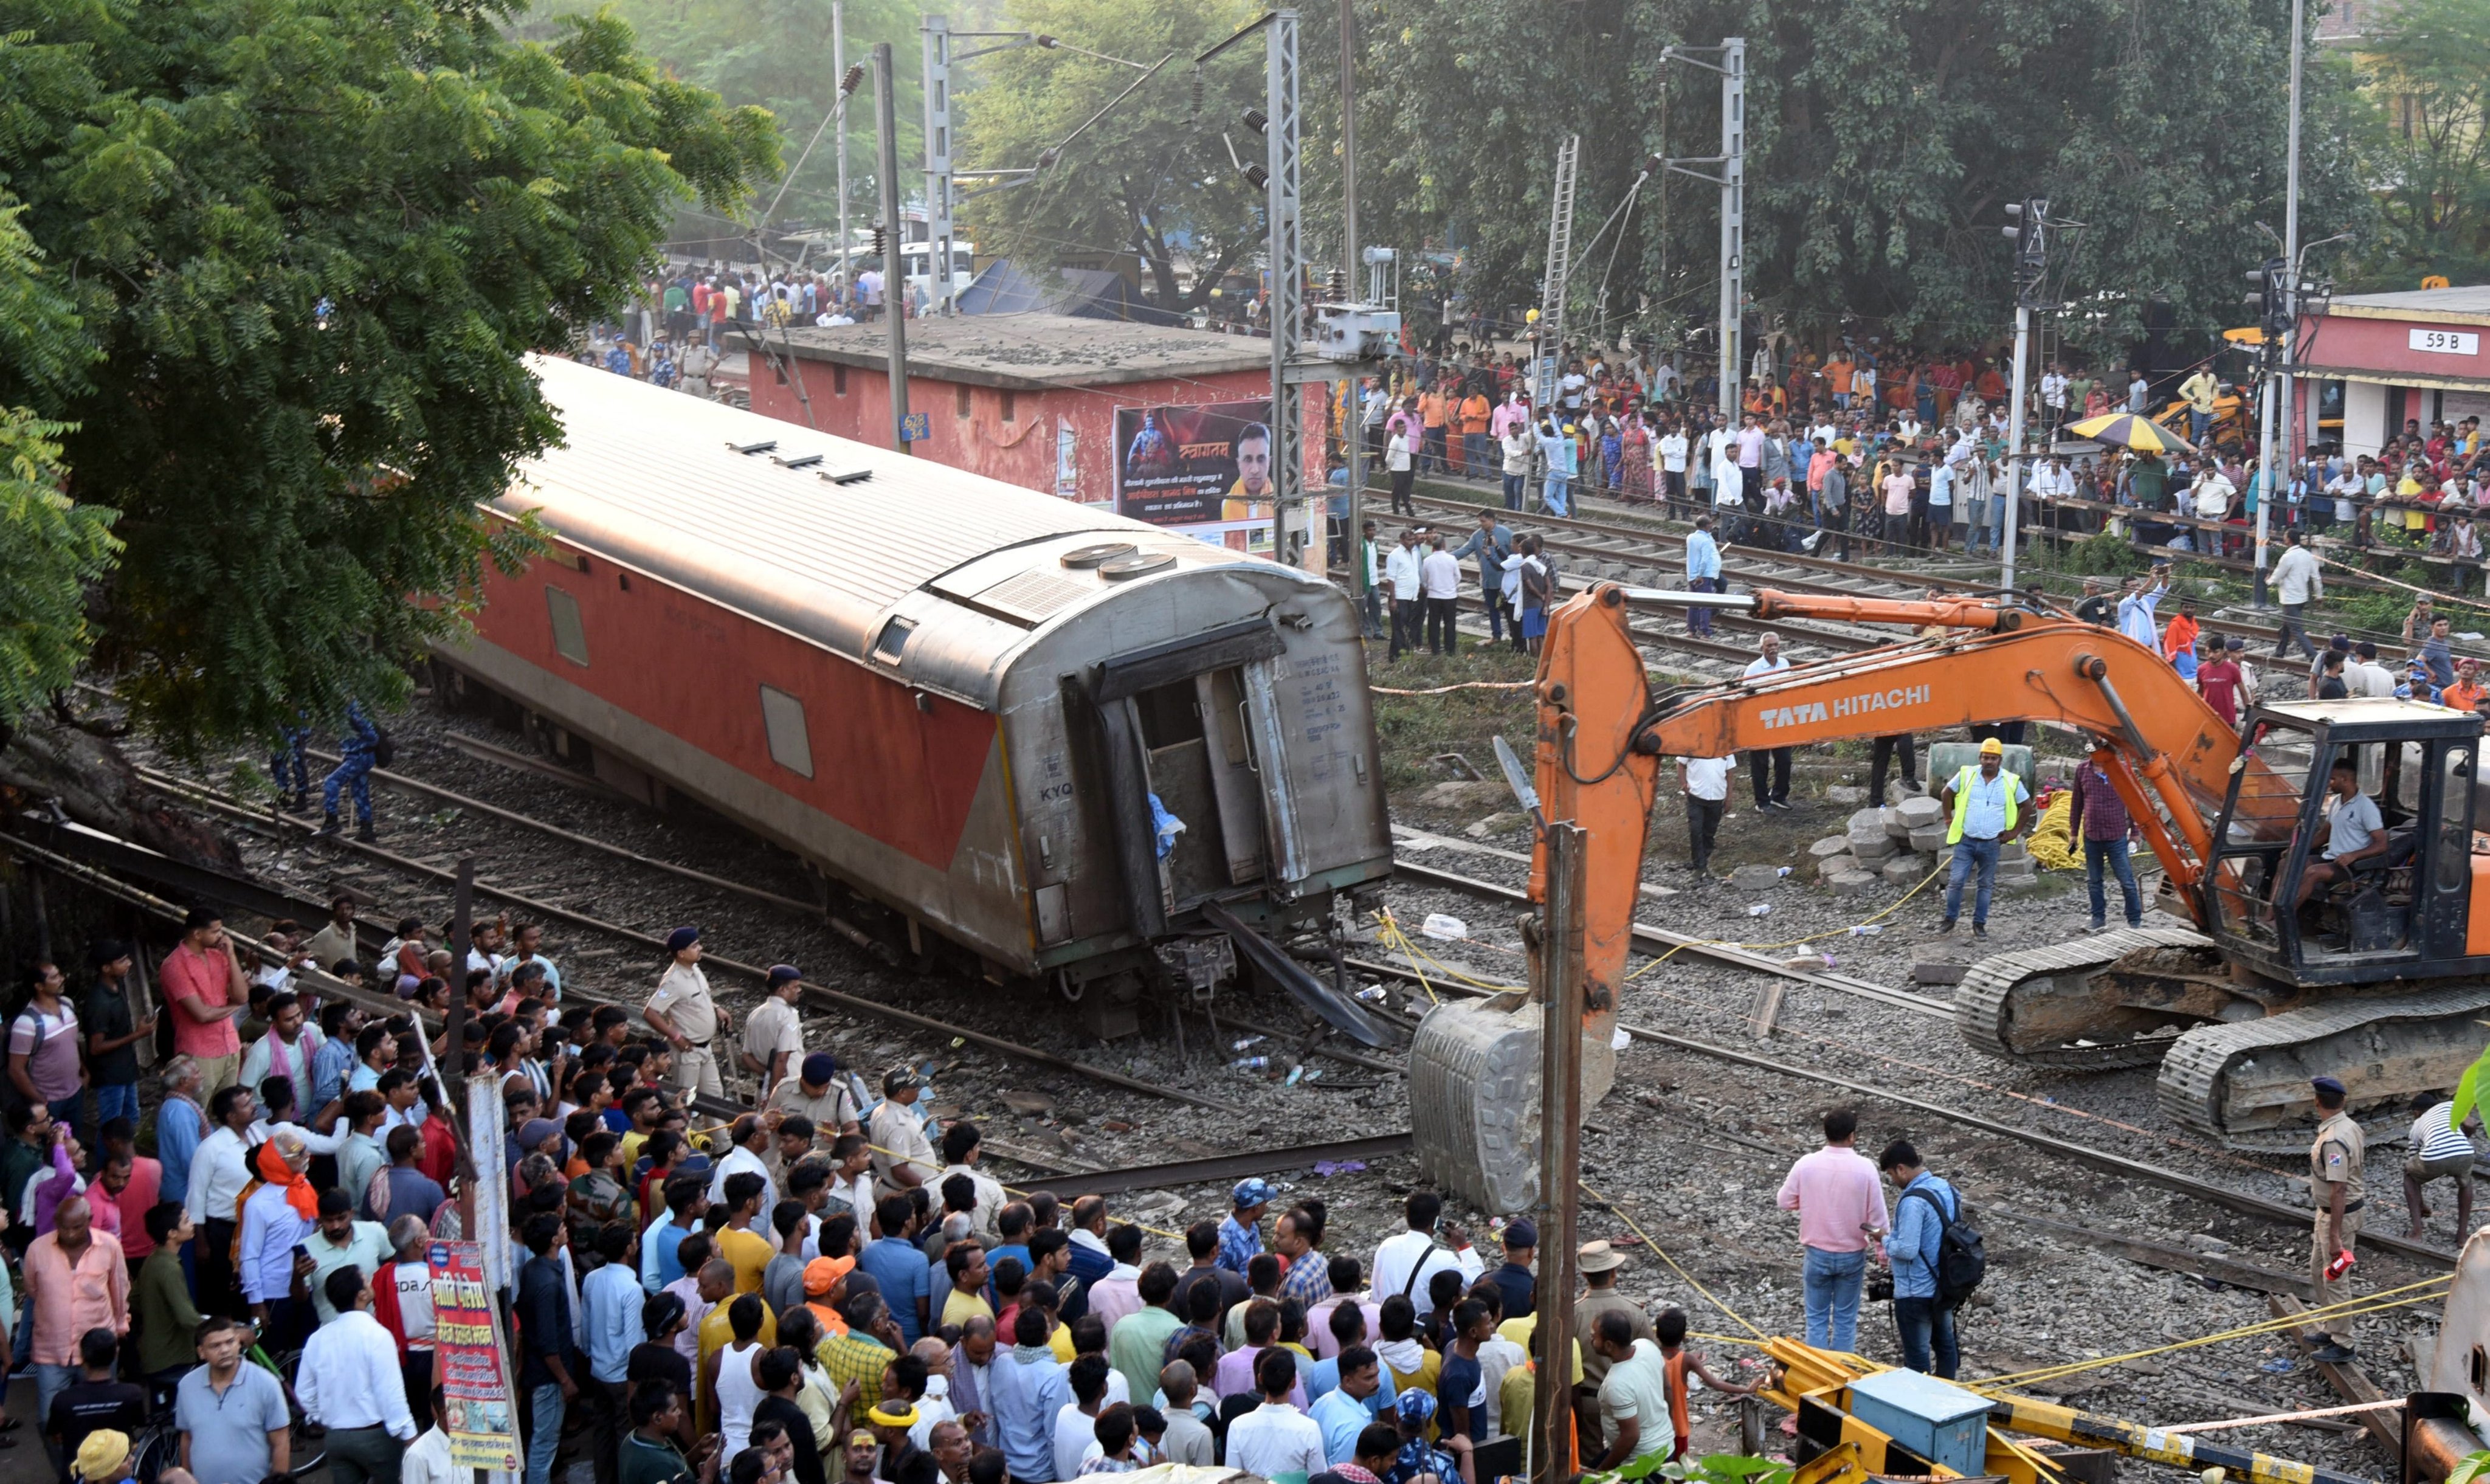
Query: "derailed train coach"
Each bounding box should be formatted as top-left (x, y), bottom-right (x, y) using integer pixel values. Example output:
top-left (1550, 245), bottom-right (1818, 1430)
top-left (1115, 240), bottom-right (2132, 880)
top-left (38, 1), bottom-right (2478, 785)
top-left (433, 356), bottom-right (1394, 1040)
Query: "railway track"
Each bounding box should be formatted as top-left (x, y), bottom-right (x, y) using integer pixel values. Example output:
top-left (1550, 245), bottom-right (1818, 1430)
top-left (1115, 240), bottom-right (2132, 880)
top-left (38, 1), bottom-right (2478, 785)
top-left (123, 723), bottom-right (1413, 1100)
top-left (1404, 489), bottom-right (2314, 658)
top-left (1373, 855), bottom-right (2464, 1270)
top-left (124, 757), bottom-right (1261, 1114)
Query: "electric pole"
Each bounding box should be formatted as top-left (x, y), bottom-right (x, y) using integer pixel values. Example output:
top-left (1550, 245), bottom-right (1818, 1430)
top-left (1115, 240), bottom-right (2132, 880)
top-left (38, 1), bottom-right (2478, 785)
top-left (923, 18), bottom-right (959, 317)
top-left (1999, 197), bottom-right (2050, 592)
top-left (1264, 9), bottom-right (1309, 572)
top-left (874, 43), bottom-right (912, 454)
top-left (2254, 256), bottom-right (2287, 604)
top-left (1656, 39), bottom-right (1745, 419)
top-left (1339, 0), bottom-right (1364, 610)
top-left (834, 0), bottom-right (849, 286)
top-left (2270, 0), bottom-right (2308, 606)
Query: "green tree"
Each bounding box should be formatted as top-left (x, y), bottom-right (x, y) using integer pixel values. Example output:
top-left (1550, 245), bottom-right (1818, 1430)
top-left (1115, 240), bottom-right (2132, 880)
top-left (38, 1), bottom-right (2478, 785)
top-left (1352, 0), bottom-right (2372, 359)
top-left (0, 196), bottom-right (120, 727)
top-left (524, 0), bottom-right (925, 249)
top-left (2343, 0), bottom-right (2490, 288)
top-left (0, 0), bottom-right (777, 757)
top-left (957, 0), bottom-right (1272, 311)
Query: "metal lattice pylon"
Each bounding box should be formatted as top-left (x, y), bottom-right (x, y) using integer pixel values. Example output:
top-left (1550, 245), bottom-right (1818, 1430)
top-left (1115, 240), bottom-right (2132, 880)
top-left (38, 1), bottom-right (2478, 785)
top-left (1534, 135), bottom-right (1579, 411)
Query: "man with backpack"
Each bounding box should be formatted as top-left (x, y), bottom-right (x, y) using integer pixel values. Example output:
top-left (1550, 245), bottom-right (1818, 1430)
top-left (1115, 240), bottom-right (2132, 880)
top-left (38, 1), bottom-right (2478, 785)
top-left (1878, 1140), bottom-right (1973, 1378)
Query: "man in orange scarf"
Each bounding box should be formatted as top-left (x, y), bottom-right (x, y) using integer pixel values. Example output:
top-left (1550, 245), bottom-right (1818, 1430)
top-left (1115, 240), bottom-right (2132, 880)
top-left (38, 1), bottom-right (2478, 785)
top-left (239, 1131), bottom-right (320, 1346)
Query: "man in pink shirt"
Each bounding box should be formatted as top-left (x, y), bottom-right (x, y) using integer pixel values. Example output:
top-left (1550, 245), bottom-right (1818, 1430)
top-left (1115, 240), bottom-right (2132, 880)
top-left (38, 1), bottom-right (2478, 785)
top-left (1774, 1108), bottom-right (1888, 1353)
top-left (160, 908), bottom-right (249, 1096)
top-left (26, 1194), bottom-right (129, 1426)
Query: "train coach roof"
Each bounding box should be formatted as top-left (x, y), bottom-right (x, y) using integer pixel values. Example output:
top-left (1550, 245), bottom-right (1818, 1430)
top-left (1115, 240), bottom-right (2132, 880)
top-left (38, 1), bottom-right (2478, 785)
top-left (506, 354), bottom-right (1204, 658)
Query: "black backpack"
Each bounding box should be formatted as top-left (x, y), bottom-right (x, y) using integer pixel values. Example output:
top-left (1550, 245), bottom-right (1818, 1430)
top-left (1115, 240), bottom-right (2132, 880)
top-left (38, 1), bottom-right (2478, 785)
top-left (1904, 1184), bottom-right (1987, 1306)
top-left (371, 727), bottom-right (396, 767)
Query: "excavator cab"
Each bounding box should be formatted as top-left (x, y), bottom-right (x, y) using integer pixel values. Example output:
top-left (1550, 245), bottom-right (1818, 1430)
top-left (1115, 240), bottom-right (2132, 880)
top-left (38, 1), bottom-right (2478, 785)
top-left (2202, 698), bottom-right (2487, 981)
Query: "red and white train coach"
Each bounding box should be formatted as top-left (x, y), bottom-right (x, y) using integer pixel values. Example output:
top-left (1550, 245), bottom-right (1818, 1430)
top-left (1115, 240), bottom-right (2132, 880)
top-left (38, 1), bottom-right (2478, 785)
top-left (433, 356), bottom-right (1394, 1037)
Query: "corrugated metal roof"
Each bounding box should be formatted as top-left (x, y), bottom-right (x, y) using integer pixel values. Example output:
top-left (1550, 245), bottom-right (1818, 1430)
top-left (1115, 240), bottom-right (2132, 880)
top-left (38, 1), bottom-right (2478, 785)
top-left (508, 354), bottom-right (1204, 657)
top-left (2323, 286), bottom-right (2490, 323)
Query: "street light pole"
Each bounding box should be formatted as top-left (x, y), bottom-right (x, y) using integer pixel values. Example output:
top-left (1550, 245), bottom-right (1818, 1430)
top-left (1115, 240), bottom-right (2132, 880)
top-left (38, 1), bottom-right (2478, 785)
top-left (2268, 0), bottom-right (2307, 604)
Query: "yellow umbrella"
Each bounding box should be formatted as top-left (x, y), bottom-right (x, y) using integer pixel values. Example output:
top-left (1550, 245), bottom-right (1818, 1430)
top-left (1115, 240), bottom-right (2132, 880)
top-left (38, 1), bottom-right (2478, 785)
top-left (2064, 411), bottom-right (2198, 457)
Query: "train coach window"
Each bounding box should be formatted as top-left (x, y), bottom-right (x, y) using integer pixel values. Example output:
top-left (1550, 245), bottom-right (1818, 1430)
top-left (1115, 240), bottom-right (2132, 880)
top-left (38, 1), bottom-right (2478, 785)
top-left (545, 585), bottom-right (589, 667)
top-left (833, 364), bottom-right (849, 396)
top-left (759, 686), bottom-right (814, 779)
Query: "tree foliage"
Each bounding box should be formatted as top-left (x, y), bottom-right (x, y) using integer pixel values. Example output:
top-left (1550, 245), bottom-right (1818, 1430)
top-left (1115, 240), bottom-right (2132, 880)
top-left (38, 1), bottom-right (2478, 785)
top-left (0, 0), bottom-right (778, 755)
top-left (956, 0), bottom-right (1278, 311)
top-left (524, 0), bottom-right (927, 247)
top-left (2343, 0), bottom-right (2490, 288)
top-left (1349, 0), bottom-right (2372, 357)
top-left (0, 198), bottom-right (120, 726)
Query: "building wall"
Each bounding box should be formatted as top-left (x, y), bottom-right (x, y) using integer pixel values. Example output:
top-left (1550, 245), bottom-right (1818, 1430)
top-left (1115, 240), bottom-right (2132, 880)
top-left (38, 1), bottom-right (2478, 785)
top-left (2343, 379), bottom-right (2389, 461)
top-left (745, 354), bottom-right (1319, 511)
top-left (2298, 311), bottom-right (2490, 384)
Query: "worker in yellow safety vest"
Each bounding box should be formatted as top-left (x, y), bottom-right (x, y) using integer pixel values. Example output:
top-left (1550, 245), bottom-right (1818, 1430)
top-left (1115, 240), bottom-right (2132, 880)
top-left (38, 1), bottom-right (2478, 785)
top-left (1936, 737), bottom-right (2034, 939)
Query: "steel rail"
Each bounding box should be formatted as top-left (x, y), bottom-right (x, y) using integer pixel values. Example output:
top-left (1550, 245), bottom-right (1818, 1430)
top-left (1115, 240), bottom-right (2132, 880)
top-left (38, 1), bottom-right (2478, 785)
top-left (1390, 857), bottom-right (1951, 1018)
top-left (129, 764), bottom-right (1249, 1115)
top-left (299, 747), bottom-right (823, 917)
top-left (1373, 956), bottom-right (2454, 1268)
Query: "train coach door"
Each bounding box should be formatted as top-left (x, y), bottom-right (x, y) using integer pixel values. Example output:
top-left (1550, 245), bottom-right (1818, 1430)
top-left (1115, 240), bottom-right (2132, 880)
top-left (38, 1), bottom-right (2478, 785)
top-left (1194, 668), bottom-right (1269, 886)
top-left (1239, 662), bottom-right (1309, 889)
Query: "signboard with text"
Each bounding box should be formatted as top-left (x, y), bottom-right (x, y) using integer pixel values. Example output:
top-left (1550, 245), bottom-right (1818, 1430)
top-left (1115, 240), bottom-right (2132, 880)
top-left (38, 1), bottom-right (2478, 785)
top-left (429, 1241), bottom-right (522, 1472)
top-left (2410, 327), bottom-right (2481, 356)
top-left (1114, 399), bottom-right (1277, 554)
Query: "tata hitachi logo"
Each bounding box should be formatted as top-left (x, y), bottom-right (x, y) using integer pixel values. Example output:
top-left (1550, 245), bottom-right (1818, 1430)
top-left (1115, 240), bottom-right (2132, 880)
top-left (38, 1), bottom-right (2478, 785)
top-left (1758, 683), bottom-right (1932, 730)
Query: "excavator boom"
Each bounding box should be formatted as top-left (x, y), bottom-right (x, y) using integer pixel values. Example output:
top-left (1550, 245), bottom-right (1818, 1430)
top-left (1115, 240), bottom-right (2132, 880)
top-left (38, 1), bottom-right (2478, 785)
top-left (1530, 584), bottom-right (2283, 1058)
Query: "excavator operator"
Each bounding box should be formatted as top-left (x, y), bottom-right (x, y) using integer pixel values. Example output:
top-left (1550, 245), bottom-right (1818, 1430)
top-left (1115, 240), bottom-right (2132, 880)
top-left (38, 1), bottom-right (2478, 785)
top-left (1935, 738), bottom-right (2036, 937)
top-left (2292, 758), bottom-right (2388, 911)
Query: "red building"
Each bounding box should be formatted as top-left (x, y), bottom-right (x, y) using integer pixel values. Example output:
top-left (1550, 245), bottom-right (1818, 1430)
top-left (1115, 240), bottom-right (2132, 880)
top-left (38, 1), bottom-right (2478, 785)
top-left (2294, 285), bottom-right (2490, 460)
top-left (742, 316), bottom-right (1330, 553)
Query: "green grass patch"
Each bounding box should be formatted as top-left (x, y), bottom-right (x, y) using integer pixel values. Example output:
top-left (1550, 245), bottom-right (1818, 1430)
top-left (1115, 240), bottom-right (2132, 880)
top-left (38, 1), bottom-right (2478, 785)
top-left (1367, 640), bottom-right (1537, 801)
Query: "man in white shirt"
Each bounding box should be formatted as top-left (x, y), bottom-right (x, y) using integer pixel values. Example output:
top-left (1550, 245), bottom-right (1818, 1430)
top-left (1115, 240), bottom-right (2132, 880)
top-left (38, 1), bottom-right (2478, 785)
top-left (1678, 753), bottom-right (1735, 877)
top-left (1657, 426), bottom-right (1690, 516)
top-left (1369, 1192), bottom-right (1481, 1320)
top-left (2351, 641), bottom-right (2398, 698)
top-left (2270, 530), bottom-right (2323, 660)
top-left (297, 1267), bottom-right (419, 1480)
top-left (1384, 530), bottom-right (1425, 663)
top-left (707, 1116), bottom-right (778, 1212)
top-left (2040, 365), bottom-right (2069, 431)
top-left (1419, 535), bottom-right (1461, 657)
top-left (1223, 1350), bottom-right (1325, 1477)
top-left (184, 1084), bottom-right (263, 1303)
top-left (1742, 633), bottom-right (1794, 812)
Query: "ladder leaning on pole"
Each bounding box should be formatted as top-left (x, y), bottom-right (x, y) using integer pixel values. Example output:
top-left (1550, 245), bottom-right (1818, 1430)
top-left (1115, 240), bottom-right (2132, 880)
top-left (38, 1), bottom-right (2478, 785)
top-left (1533, 135), bottom-right (1579, 412)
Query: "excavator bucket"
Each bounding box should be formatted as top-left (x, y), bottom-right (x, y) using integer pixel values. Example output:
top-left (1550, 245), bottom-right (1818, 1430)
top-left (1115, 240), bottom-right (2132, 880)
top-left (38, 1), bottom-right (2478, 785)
top-left (1408, 994), bottom-right (1618, 1214)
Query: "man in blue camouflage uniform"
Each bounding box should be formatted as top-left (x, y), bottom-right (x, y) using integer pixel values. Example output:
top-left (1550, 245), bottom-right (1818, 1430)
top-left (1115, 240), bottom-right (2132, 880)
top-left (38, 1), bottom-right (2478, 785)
top-left (319, 702), bottom-right (381, 841)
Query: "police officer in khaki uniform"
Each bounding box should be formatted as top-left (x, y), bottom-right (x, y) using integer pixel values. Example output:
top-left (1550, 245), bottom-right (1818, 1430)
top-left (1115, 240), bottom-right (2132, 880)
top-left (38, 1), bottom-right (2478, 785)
top-left (2308, 1074), bottom-right (2364, 1363)
top-left (869, 1066), bottom-right (942, 1199)
top-left (644, 925), bottom-right (733, 1100)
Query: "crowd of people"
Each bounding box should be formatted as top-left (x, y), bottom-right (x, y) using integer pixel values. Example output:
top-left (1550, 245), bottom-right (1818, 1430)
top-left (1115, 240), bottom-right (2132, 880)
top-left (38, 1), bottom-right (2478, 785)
top-left (1333, 334), bottom-right (2490, 595)
top-left (2, 903), bottom-right (1784, 1484)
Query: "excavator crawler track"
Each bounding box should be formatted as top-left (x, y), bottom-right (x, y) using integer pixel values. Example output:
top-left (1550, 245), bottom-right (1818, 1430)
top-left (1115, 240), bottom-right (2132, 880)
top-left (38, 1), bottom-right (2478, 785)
top-left (2155, 981), bottom-right (2490, 1148)
top-left (1955, 926), bottom-right (2221, 1070)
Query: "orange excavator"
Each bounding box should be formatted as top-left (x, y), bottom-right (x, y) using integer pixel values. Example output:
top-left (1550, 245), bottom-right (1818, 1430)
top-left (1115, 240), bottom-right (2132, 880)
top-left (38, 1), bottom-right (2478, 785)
top-left (1411, 582), bottom-right (2490, 1202)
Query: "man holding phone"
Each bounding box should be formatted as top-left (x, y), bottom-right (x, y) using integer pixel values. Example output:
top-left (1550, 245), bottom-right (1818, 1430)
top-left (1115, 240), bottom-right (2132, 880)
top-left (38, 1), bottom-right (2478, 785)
top-left (1368, 1192), bottom-right (1482, 1321)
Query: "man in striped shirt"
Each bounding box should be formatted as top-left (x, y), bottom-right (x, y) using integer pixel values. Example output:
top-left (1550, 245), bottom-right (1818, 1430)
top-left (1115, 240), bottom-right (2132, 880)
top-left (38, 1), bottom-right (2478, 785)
top-left (2403, 1094), bottom-right (2480, 1240)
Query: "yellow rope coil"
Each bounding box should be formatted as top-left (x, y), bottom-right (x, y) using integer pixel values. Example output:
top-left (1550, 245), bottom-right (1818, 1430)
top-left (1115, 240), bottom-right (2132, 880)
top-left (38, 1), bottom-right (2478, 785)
top-left (2027, 791), bottom-right (2080, 870)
